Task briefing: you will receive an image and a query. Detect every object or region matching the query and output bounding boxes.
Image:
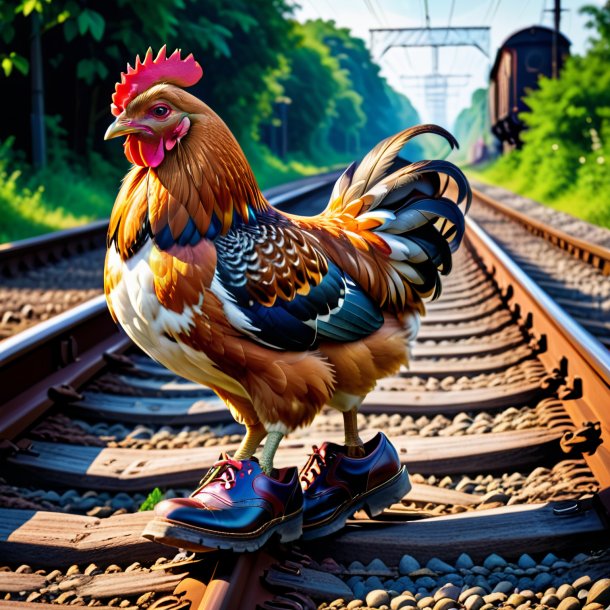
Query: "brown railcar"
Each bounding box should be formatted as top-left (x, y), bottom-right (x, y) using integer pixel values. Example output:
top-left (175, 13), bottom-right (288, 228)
top-left (489, 26), bottom-right (570, 149)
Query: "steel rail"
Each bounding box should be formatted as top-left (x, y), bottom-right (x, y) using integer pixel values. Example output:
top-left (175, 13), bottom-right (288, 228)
top-left (472, 186), bottom-right (610, 275)
top-left (0, 220), bottom-right (108, 276)
top-left (466, 217), bottom-right (610, 493)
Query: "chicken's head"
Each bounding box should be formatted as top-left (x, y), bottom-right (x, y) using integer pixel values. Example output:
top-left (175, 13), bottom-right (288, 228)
top-left (104, 46), bottom-right (203, 168)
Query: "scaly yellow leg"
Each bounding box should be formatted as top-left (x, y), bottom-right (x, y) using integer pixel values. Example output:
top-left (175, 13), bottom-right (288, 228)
top-left (233, 422), bottom-right (267, 460)
top-left (259, 430), bottom-right (283, 475)
top-left (343, 408), bottom-right (366, 458)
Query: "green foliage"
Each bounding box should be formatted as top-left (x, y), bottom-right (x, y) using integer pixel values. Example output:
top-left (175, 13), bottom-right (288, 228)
top-left (138, 488), bottom-right (165, 512)
top-left (280, 19), bottom-right (422, 161)
top-left (0, 123), bottom-right (121, 242)
top-left (1, 2), bottom-right (427, 241)
top-left (479, 2), bottom-right (610, 228)
top-left (452, 88), bottom-right (492, 163)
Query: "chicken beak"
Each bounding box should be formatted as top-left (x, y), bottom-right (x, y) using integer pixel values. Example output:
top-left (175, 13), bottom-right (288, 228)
top-left (104, 118), bottom-right (145, 140)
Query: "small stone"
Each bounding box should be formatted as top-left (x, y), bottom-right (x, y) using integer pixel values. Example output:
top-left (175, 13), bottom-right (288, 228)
top-left (136, 592), bottom-right (155, 606)
top-left (483, 592), bottom-right (507, 605)
top-left (517, 555), bottom-right (537, 570)
top-left (533, 573), bottom-right (553, 590)
top-left (463, 596), bottom-right (485, 610)
top-left (399, 555), bottom-right (421, 575)
top-left (411, 569), bottom-right (437, 578)
top-left (572, 576), bottom-right (592, 591)
top-left (483, 554), bottom-right (507, 571)
top-left (346, 576), bottom-right (363, 590)
top-left (330, 599), bottom-right (345, 608)
top-left (352, 582), bottom-right (365, 600)
top-left (323, 558), bottom-right (343, 574)
top-left (433, 599), bottom-right (458, 610)
top-left (427, 558), bottom-right (455, 574)
top-left (516, 603), bottom-right (532, 610)
top-left (541, 553), bottom-right (558, 567)
top-left (460, 587), bottom-right (489, 603)
top-left (582, 604), bottom-right (604, 610)
top-left (442, 574), bottom-right (463, 587)
top-left (520, 591), bottom-right (536, 601)
top-left (455, 554), bottom-right (474, 570)
top-left (367, 558), bottom-right (389, 573)
top-left (556, 597), bottom-right (581, 610)
top-left (418, 596), bottom-right (435, 609)
top-left (480, 491), bottom-right (510, 505)
top-left (582, 603), bottom-right (604, 610)
top-left (471, 567), bottom-right (490, 576)
top-left (350, 561), bottom-right (366, 572)
top-left (586, 579), bottom-right (610, 606)
top-left (392, 596), bottom-right (417, 610)
top-left (395, 577), bottom-right (415, 591)
top-left (435, 585), bottom-right (460, 602)
top-left (556, 585), bottom-right (577, 601)
top-left (507, 594), bottom-right (526, 607)
top-left (518, 579), bottom-right (534, 592)
top-left (541, 594), bottom-right (560, 607)
top-left (473, 576), bottom-right (491, 592)
top-left (415, 577), bottom-right (437, 590)
top-left (347, 601), bottom-right (364, 610)
top-left (493, 581), bottom-right (514, 595)
top-left (364, 576), bottom-right (384, 592)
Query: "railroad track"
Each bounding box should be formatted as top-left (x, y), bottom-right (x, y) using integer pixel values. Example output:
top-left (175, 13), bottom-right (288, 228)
top-left (0, 172), bottom-right (339, 342)
top-left (468, 181), bottom-right (610, 349)
top-left (1, 175), bottom-right (609, 610)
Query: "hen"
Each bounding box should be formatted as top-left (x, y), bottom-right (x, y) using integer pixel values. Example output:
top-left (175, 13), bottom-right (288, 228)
top-left (104, 47), bottom-right (470, 548)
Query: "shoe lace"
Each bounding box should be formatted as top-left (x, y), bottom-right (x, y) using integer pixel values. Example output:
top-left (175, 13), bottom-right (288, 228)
top-left (196, 454), bottom-right (243, 491)
top-left (299, 445), bottom-right (327, 490)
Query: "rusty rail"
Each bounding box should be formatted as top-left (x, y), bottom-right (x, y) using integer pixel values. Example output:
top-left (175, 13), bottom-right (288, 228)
top-left (0, 220), bottom-right (108, 277)
top-left (466, 218), bottom-right (610, 494)
top-left (472, 187), bottom-right (610, 275)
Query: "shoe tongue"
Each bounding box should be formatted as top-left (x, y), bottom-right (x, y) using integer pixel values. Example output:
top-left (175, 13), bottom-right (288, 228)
top-left (318, 441), bottom-right (343, 456)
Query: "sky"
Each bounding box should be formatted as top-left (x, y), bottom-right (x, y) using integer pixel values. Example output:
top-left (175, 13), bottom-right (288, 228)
top-left (293, 0), bottom-right (604, 128)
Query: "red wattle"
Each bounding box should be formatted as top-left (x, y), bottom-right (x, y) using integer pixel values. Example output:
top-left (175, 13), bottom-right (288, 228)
top-left (124, 135), bottom-right (165, 167)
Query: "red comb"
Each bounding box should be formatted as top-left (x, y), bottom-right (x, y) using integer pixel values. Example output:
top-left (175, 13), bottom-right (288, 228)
top-left (111, 45), bottom-right (203, 116)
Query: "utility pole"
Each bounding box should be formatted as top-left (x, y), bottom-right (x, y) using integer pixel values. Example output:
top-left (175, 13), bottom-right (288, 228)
top-left (30, 12), bottom-right (46, 169)
top-left (545, 0), bottom-right (565, 79)
top-left (402, 74), bottom-right (471, 126)
top-left (552, 0), bottom-right (561, 79)
top-left (370, 26), bottom-right (489, 126)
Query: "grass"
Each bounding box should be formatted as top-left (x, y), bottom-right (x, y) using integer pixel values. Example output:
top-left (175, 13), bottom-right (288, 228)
top-left (0, 137), bottom-right (350, 244)
top-left (0, 137), bottom-right (122, 244)
top-left (467, 158), bottom-right (610, 230)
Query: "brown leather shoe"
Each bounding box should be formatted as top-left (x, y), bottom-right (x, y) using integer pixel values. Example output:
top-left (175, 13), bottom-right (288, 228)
top-left (144, 454), bottom-right (303, 552)
top-left (300, 432), bottom-right (410, 540)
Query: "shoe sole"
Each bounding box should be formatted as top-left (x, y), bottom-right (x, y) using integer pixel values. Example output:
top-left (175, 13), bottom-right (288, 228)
top-left (301, 466), bottom-right (411, 541)
top-left (142, 509), bottom-right (303, 553)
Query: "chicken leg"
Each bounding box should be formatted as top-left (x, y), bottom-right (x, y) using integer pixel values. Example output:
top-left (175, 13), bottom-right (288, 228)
top-left (232, 421), bottom-right (267, 461)
top-left (259, 430), bottom-right (284, 474)
top-left (343, 407), bottom-right (366, 458)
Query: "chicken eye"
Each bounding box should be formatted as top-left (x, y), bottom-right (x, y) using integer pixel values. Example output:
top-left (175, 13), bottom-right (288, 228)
top-left (151, 105), bottom-right (170, 118)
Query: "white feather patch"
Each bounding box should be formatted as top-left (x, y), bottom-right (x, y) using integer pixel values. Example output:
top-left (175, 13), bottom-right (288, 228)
top-left (211, 274), bottom-right (260, 334)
